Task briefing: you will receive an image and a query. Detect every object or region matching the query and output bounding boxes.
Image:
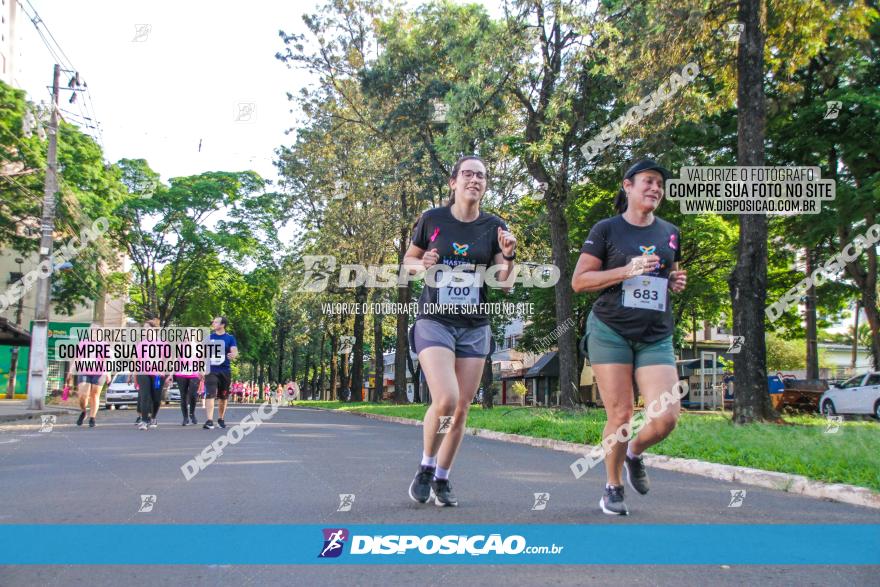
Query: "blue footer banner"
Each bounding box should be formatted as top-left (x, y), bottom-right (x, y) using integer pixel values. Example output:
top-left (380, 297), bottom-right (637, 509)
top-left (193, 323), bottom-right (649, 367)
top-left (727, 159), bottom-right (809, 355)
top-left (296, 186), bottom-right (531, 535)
top-left (1, 524), bottom-right (878, 564)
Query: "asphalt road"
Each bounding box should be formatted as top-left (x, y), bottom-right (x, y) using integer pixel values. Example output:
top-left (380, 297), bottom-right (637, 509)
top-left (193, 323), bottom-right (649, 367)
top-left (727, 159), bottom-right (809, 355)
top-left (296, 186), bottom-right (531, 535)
top-left (0, 405), bottom-right (877, 586)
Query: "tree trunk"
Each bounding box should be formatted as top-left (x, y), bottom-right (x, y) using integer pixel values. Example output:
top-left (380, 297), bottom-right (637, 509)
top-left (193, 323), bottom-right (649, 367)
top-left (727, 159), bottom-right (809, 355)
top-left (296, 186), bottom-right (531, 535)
top-left (302, 348), bottom-right (312, 397)
top-left (257, 362), bottom-right (265, 402)
top-left (729, 0), bottom-right (775, 423)
top-left (310, 361), bottom-right (319, 394)
top-left (277, 327), bottom-right (286, 385)
top-left (372, 301), bottom-right (384, 402)
top-left (804, 247), bottom-right (819, 378)
top-left (404, 343), bottom-right (420, 404)
top-left (394, 227), bottom-right (412, 404)
top-left (6, 347), bottom-right (19, 399)
top-left (329, 334), bottom-right (338, 401)
top-left (350, 286), bottom-right (367, 402)
top-left (546, 195), bottom-right (578, 407)
top-left (291, 341), bottom-right (298, 383)
top-left (831, 139), bottom-right (879, 369)
top-left (413, 363), bottom-right (423, 403)
top-left (480, 354), bottom-right (494, 409)
top-left (861, 299), bottom-right (880, 370)
top-left (339, 349), bottom-right (350, 402)
top-left (317, 331), bottom-right (326, 399)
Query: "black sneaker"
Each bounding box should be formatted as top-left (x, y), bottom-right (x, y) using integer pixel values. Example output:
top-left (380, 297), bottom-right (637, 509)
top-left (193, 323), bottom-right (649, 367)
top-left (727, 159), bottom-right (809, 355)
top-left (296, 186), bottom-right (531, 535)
top-left (135, 416), bottom-right (142, 426)
top-left (408, 466), bottom-right (435, 504)
top-left (599, 484), bottom-right (629, 516)
top-left (76, 411), bottom-right (86, 426)
top-left (203, 420), bottom-right (215, 430)
top-left (190, 414), bottom-right (197, 425)
top-left (624, 453), bottom-right (650, 495)
top-left (88, 417), bottom-right (96, 428)
top-left (217, 418), bottom-right (226, 429)
top-left (182, 417), bottom-right (189, 426)
top-left (431, 478), bottom-right (458, 507)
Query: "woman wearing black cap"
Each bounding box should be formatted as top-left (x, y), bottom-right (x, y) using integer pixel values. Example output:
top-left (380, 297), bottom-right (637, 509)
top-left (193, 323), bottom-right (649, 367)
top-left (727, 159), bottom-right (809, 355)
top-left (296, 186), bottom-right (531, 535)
top-left (571, 159), bottom-right (687, 515)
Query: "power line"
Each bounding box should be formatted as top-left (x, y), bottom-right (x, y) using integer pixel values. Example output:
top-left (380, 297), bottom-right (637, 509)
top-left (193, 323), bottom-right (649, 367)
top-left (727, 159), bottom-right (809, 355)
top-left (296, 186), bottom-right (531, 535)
top-left (18, 0), bottom-right (105, 148)
top-left (0, 170), bottom-right (43, 203)
top-left (0, 132), bottom-right (111, 249)
top-left (21, 0), bottom-right (77, 69)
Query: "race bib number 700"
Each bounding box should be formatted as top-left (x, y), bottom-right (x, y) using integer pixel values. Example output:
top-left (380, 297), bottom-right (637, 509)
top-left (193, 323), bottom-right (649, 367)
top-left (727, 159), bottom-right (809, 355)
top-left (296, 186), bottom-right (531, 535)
top-left (622, 275), bottom-right (667, 311)
top-left (436, 270), bottom-right (480, 306)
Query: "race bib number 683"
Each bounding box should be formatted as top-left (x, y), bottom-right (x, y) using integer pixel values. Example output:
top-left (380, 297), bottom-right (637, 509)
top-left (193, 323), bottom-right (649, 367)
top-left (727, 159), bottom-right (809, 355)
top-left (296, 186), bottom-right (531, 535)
top-left (622, 275), bottom-right (667, 311)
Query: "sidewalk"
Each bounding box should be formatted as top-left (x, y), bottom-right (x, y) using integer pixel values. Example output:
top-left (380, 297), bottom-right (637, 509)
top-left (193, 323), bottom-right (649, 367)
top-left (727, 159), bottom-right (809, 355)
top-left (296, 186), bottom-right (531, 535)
top-left (0, 399), bottom-right (81, 423)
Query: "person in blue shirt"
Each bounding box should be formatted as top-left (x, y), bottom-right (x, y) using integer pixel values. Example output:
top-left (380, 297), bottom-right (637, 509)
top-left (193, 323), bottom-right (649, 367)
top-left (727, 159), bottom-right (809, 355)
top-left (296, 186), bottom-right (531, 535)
top-left (202, 316), bottom-right (238, 430)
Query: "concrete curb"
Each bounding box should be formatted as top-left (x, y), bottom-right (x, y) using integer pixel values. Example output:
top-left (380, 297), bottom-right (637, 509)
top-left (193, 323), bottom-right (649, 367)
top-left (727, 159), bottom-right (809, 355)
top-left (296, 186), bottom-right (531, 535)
top-left (314, 408), bottom-right (880, 511)
top-left (0, 408), bottom-right (75, 423)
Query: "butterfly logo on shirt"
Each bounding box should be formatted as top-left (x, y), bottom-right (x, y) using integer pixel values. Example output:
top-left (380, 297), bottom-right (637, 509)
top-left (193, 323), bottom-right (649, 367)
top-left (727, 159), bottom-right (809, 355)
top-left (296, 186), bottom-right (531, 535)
top-left (639, 244), bottom-right (667, 273)
top-left (452, 242), bottom-right (469, 256)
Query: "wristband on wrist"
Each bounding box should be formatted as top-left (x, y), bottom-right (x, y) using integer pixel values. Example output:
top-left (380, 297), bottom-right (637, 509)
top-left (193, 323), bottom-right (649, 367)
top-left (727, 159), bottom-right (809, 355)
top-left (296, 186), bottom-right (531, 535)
top-left (502, 251), bottom-right (516, 261)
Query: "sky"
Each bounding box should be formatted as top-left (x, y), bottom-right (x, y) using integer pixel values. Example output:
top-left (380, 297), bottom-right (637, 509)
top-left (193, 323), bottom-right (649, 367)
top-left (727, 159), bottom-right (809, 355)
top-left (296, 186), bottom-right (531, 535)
top-left (14, 0), bottom-right (501, 185)
top-left (16, 0), bottom-right (322, 185)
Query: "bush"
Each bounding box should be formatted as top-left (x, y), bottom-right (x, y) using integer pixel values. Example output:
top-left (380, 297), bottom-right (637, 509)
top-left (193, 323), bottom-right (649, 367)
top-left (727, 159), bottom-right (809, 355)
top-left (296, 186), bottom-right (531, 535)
top-left (509, 381), bottom-right (527, 404)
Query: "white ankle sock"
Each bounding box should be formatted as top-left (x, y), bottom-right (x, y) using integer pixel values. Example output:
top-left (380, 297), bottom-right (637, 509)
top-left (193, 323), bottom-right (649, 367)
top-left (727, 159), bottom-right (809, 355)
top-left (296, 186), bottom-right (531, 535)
top-left (626, 446), bottom-right (641, 459)
top-left (420, 454), bottom-right (437, 468)
top-left (434, 466), bottom-right (450, 480)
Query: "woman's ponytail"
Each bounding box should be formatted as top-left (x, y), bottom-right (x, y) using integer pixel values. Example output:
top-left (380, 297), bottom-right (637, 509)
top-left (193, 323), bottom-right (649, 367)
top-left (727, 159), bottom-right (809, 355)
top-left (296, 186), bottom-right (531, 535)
top-left (615, 188), bottom-right (628, 214)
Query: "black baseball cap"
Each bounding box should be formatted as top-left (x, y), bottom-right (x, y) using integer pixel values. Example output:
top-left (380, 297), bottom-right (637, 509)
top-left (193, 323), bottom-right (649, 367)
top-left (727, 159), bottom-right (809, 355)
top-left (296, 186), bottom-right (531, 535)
top-left (623, 158), bottom-right (671, 181)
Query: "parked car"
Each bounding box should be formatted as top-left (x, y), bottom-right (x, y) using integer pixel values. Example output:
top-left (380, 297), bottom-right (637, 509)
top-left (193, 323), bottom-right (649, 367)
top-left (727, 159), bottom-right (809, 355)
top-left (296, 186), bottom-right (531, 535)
top-left (818, 372), bottom-right (880, 419)
top-left (165, 380), bottom-right (180, 404)
top-left (105, 374), bottom-right (180, 408)
top-left (105, 373), bottom-right (138, 409)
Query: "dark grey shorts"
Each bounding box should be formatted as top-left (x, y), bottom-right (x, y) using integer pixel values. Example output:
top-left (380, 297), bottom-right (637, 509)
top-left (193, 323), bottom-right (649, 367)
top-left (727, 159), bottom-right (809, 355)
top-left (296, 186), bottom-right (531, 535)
top-left (412, 319), bottom-right (491, 358)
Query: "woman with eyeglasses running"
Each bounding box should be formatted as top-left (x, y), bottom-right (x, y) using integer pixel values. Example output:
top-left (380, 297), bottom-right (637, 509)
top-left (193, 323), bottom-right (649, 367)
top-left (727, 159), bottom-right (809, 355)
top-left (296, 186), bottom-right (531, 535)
top-left (403, 155), bottom-right (517, 507)
top-left (571, 159), bottom-right (687, 516)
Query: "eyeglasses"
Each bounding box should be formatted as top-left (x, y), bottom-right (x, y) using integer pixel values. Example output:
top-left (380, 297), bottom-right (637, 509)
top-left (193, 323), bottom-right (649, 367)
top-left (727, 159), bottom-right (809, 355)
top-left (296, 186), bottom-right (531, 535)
top-left (458, 170), bottom-right (486, 181)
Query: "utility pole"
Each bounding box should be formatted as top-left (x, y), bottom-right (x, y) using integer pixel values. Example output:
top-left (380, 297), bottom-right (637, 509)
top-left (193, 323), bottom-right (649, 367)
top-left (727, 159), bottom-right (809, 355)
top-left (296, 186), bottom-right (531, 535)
top-left (5, 259), bottom-right (25, 399)
top-left (26, 64), bottom-right (61, 410)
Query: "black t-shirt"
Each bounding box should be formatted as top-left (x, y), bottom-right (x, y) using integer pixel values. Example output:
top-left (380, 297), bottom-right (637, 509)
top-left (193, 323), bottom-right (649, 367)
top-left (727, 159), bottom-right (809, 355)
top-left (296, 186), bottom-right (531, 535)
top-left (411, 206), bottom-right (507, 328)
top-left (580, 214), bottom-right (681, 342)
